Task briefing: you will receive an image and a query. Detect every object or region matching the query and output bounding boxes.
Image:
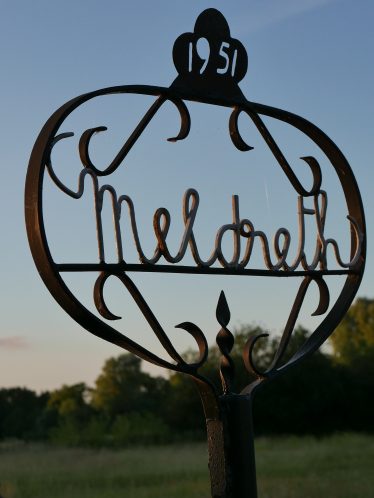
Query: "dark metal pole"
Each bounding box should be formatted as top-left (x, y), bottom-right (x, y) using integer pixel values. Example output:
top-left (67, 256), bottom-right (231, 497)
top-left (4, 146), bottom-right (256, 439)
top-left (204, 393), bottom-right (257, 498)
top-left (220, 394), bottom-right (257, 498)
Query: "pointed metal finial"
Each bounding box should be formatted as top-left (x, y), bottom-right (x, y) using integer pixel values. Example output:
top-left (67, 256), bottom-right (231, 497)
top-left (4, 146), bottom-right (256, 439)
top-left (216, 291), bottom-right (235, 394)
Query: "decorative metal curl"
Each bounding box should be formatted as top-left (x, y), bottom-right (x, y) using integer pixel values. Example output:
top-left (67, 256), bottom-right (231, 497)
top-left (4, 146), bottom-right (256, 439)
top-left (79, 95), bottom-right (191, 176)
top-left (242, 276), bottom-right (330, 388)
top-left (229, 107), bottom-right (322, 197)
top-left (94, 271), bottom-right (208, 371)
top-left (242, 333), bottom-right (270, 378)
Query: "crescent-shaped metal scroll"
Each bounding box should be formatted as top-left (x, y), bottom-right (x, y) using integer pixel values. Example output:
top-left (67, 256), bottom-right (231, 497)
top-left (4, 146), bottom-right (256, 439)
top-left (229, 107), bottom-right (322, 196)
top-left (242, 276), bottom-right (330, 387)
top-left (93, 271), bottom-right (209, 372)
top-left (79, 95), bottom-right (191, 176)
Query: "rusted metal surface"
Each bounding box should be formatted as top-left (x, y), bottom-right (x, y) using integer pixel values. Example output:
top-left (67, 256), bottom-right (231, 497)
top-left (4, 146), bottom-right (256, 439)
top-left (25, 8), bottom-right (366, 498)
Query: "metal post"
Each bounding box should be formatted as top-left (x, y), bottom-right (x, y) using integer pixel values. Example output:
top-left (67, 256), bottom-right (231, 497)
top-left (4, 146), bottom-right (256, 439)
top-left (203, 392), bottom-right (257, 498)
top-left (220, 394), bottom-right (257, 498)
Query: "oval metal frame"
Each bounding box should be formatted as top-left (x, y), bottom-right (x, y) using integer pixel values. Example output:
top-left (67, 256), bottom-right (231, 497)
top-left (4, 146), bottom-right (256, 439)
top-left (25, 83), bottom-right (366, 381)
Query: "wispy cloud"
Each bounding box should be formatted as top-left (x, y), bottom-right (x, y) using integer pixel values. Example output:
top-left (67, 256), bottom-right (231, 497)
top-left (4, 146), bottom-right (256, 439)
top-left (0, 336), bottom-right (29, 350)
top-left (234, 0), bottom-right (342, 36)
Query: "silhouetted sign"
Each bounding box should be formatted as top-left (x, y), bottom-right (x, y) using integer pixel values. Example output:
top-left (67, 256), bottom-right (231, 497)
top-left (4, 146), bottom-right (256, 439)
top-left (25, 9), bottom-right (366, 498)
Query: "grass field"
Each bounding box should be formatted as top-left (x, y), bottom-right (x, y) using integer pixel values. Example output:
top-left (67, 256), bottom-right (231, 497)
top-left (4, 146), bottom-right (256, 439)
top-left (0, 434), bottom-right (373, 498)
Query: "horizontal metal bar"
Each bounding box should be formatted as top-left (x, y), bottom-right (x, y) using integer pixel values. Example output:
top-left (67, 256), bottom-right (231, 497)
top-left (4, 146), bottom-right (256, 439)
top-left (55, 263), bottom-right (353, 277)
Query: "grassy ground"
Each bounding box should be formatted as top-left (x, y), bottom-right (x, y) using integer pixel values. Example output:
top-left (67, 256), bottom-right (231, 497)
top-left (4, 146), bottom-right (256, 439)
top-left (0, 434), bottom-right (373, 498)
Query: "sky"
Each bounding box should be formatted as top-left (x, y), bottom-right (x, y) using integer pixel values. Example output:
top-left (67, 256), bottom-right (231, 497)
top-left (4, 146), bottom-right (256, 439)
top-left (0, 0), bottom-right (373, 392)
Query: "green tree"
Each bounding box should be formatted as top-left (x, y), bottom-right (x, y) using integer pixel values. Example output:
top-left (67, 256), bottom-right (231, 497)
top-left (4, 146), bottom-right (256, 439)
top-left (330, 297), bottom-right (374, 365)
top-left (329, 298), bottom-right (374, 432)
top-left (47, 383), bottom-right (94, 445)
top-left (165, 372), bottom-right (206, 437)
top-left (91, 354), bottom-right (168, 421)
top-left (47, 383), bottom-right (92, 424)
top-left (0, 388), bottom-right (48, 440)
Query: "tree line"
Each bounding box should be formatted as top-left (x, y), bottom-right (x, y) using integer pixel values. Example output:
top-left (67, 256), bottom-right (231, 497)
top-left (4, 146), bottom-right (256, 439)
top-left (1, 298), bottom-right (373, 446)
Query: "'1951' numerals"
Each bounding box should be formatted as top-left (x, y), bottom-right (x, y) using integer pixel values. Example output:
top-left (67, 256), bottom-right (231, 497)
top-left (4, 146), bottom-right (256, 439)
top-left (188, 38), bottom-right (238, 76)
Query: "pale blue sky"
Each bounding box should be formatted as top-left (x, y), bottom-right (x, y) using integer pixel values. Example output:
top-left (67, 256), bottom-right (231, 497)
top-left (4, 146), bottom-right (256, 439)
top-left (0, 0), bottom-right (373, 391)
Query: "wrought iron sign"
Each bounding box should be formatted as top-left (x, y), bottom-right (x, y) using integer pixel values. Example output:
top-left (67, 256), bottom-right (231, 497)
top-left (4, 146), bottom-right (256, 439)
top-left (25, 8), bottom-right (366, 498)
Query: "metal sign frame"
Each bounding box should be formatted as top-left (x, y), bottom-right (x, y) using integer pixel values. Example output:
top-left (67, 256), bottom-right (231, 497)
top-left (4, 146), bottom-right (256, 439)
top-left (25, 9), bottom-right (366, 498)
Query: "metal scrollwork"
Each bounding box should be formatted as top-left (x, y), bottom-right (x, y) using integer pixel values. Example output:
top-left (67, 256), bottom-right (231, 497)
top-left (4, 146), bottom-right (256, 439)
top-left (27, 16), bottom-right (366, 385)
top-left (93, 271), bottom-right (208, 373)
top-left (242, 276), bottom-right (330, 386)
top-left (79, 95), bottom-right (191, 176)
top-left (229, 107), bottom-right (322, 196)
top-left (26, 9), bottom-right (366, 392)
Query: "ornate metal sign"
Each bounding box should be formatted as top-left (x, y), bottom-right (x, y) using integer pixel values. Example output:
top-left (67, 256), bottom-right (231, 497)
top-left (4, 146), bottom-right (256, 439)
top-left (25, 8), bottom-right (366, 498)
